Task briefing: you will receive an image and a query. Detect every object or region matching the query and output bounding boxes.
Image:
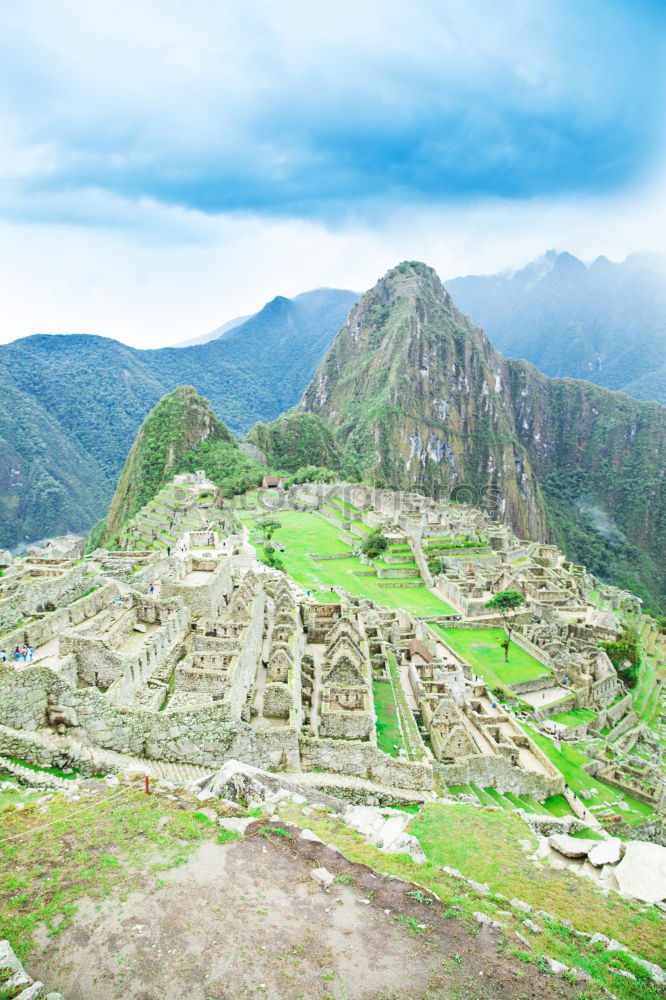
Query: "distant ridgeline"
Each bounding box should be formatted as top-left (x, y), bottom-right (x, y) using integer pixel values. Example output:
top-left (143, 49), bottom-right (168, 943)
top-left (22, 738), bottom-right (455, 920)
top-left (448, 251), bottom-right (666, 405)
top-left (0, 288), bottom-right (357, 550)
top-left (1, 263), bottom-right (665, 612)
top-left (251, 263), bottom-right (666, 613)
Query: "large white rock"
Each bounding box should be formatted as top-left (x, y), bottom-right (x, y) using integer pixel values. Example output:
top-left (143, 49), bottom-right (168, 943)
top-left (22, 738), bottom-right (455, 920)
top-left (344, 805), bottom-right (426, 863)
top-left (615, 841), bottom-right (666, 903)
top-left (548, 834), bottom-right (592, 859)
top-left (587, 837), bottom-right (622, 867)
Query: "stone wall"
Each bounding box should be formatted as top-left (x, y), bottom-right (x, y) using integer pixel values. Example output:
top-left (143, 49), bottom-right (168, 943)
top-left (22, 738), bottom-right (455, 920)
top-left (264, 682), bottom-right (292, 719)
top-left (299, 736), bottom-right (433, 791)
top-left (435, 754), bottom-right (563, 798)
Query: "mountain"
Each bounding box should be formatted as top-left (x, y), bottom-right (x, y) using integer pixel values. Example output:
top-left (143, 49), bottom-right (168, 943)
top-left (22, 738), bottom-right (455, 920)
top-left (100, 385), bottom-right (232, 545)
top-left (257, 262), bottom-right (665, 609)
top-left (171, 313), bottom-right (251, 348)
top-left (0, 287), bottom-right (357, 549)
top-left (447, 251), bottom-right (666, 404)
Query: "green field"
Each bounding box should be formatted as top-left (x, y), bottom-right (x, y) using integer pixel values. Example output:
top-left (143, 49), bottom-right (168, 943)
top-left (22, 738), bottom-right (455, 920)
top-left (372, 680), bottom-right (405, 757)
top-left (549, 707), bottom-right (597, 728)
top-left (239, 507), bottom-right (455, 616)
top-left (433, 626), bottom-right (549, 688)
top-left (525, 726), bottom-right (656, 824)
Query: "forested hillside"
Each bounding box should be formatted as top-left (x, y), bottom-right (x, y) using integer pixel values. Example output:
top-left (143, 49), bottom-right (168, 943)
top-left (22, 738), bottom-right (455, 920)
top-left (272, 262), bottom-right (666, 610)
top-left (0, 288), bottom-right (356, 548)
top-left (448, 251), bottom-right (666, 403)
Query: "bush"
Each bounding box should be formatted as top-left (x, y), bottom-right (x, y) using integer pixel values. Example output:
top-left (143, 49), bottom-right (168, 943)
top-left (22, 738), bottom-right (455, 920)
top-left (360, 527), bottom-right (389, 560)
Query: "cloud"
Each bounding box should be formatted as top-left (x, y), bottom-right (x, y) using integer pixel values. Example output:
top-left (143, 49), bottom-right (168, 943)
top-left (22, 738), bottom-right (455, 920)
top-left (0, 0), bottom-right (664, 224)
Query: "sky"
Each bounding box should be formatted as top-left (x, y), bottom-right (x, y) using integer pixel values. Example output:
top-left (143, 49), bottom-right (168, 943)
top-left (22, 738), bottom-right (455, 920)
top-left (0, 0), bottom-right (665, 348)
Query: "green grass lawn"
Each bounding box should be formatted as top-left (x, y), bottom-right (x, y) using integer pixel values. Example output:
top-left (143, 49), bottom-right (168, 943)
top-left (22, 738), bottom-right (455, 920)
top-left (372, 680), bottom-right (405, 757)
top-left (526, 727), bottom-right (656, 824)
top-left (244, 509), bottom-right (455, 615)
top-left (433, 626), bottom-right (549, 688)
top-left (280, 801), bottom-right (664, 996)
top-left (409, 802), bottom-right (663, 964)
top-left (549, 707), bottom-right (597, 728)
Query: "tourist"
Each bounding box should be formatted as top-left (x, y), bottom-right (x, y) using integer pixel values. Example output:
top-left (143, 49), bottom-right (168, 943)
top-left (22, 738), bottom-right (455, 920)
top-left (27, 647), bottom-right (34, 662)
top-left (149, 583), bottom-right (154, 595)
top-left (21, 647), bottom-right (28, 662)
top-left (0, 650), bottom-right (7, 662)
top-left (167, 545), bottom-right (171, 557)
top-left (14, 646), bottom-right (20, 661)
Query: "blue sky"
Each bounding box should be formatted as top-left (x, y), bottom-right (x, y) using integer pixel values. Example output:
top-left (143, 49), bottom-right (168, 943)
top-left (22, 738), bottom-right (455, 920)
top-left (0, 0), bottom-right (664, 346)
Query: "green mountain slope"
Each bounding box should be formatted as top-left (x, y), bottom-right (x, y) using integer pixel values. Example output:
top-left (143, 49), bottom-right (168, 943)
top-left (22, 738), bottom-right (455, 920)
top-left (0, 287), bottom-right (357, 548)
top-left (447, 251), bottom-right (666, 403)
top-left (289, 262), bottom-right (666, 610)
top-left (100, 385), bottom-right (263, 546)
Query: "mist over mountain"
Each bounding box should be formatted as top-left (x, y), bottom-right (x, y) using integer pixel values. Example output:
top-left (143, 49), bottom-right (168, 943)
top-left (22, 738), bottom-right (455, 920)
top-left (447, 251), bottom-right (666, 404)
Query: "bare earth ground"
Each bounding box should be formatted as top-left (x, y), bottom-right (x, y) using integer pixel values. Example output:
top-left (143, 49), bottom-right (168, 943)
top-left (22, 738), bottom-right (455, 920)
top-left (29, 825), bottom-right (576, 1000)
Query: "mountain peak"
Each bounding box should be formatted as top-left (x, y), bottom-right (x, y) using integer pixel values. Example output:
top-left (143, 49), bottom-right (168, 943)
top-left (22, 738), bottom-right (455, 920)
top-left (101, 385), bottom-right (232, 545)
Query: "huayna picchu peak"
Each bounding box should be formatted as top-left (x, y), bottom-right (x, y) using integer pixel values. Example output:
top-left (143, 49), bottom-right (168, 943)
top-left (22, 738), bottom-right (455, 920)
top-left (254, 261), bottom-right (666, 612)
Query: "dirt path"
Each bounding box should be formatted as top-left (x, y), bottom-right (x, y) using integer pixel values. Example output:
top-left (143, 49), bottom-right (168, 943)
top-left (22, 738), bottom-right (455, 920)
top-left (30, 825), bottom-right (577, 1000)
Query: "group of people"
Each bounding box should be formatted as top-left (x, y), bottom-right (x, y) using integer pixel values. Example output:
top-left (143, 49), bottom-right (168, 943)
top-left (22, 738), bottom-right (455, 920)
top-left (0, 646), bottom-right (35, 663)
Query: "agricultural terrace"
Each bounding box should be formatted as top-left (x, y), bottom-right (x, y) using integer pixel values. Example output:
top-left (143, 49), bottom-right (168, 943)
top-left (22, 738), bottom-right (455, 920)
top-left (237, 505), bottom-right (455, 616)
top-left (525, 726), bottom-right (657, 825)
top-left (433, 626), bottom-right (550, 688)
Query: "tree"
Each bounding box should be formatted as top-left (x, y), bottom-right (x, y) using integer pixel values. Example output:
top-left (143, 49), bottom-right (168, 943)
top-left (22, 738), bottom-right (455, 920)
top-left (360, 527), bottom-right (389, 560)
top-left (255, 517), bottom-right (282, 544)
top-left (602, 627), bottom-right (641, 689)
top-left (484, 590), bottom-right (526, 661)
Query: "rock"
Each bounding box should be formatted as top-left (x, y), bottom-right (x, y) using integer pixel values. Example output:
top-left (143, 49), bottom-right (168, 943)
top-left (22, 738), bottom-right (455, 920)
top-left (590, 932), bottom-right (610, 946)
top-left (543, 956), bottom-right (569, 976)
top-left (510, 898), bottom-right (532, 914)
top-left (291, 793), bottom-right (306, 804)
top-left (523, 919), bottom-right (542, 933)
top-left (611, 968), bottom-right (635, 981)
top-left (606, 938), bottom-right (628, 953)
top-left (344, 805), bottom-right (426, 863)
top-left (300, 829), bottom-right (322, 843)
top-left (196, 807), bottom-right (218, 822)
top-left (442, 866), bottom-right (463, 879)
top-left (514, 932), bottom-right (531, 950)
top-left (14, 985), bottom-right (45, 999)
top-left (467, 879), bottom-right (491, 896)
top-left (630, 956), bottom-right (666, 987)
top-left (536, 909), bottom-right (555, 922)
top-left (569, 967), bottom-right (591, 983)
top-left (614, 841), bottom-right (666, 904)
top-left (46, 994), bottom-right (65, 1000)
top-left (218, 816), bottom-right (254, 834)
top-left (588, 837), bottom-right (622, 867)
top-left (311, 867), bottom-right (335, 890)
top-left (0, 940), bottom-right (32, 991)
top-left (548, 834), bottom-right (592, 858)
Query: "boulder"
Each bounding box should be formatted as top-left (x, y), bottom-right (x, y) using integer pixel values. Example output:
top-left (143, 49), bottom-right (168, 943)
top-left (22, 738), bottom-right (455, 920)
top-left (614, 841), bottom-right (666, 904)
top-left (343, 806), bottom-right (426, 864)
top-left (543, 957), bottom-right (569, 976)
top-left (548, 834), bottom-right (592, 859)
top-left (311, 867), bottom-right (335, 890)
top-left (587, 837), bottom-right (622, 867)
top-left (218, 816), bottom-right (254, 835)
top-left (300, 829), bottom-right (322, 843)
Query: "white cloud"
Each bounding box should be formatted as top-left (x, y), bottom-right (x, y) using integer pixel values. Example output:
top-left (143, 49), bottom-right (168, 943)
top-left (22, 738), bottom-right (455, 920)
top-left (0, 165), bottom-right (664, 349)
